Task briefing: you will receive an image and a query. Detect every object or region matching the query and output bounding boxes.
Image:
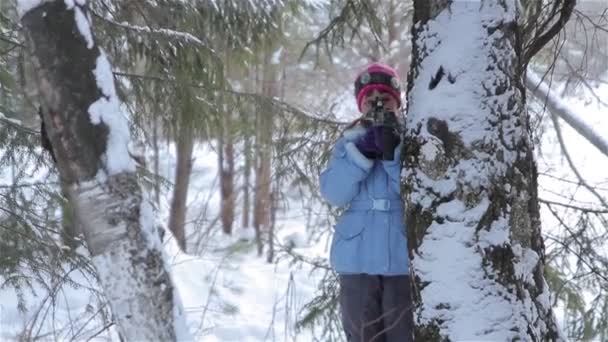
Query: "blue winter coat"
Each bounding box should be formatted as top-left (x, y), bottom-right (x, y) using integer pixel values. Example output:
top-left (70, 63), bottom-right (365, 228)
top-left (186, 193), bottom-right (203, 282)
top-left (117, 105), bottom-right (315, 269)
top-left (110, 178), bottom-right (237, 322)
top-left (320, 124), bottom-right (409, 275)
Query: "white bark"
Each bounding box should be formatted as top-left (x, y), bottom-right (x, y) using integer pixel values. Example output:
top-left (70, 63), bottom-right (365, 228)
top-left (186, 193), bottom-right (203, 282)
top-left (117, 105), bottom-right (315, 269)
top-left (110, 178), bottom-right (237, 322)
top-left (19, 1), bottom-right (190, 340)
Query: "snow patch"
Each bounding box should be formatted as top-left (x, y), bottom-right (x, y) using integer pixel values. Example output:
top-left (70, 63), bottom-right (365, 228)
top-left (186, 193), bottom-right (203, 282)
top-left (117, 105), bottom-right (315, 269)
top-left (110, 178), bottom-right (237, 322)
top-left (71, 4), bottom-right (94, 49)
top-left (236, 226), bottom-right (256, 242)
top-left (16, 0), bottom-right (43, 17)
top-left (88, 51), bottom-right (136, 175)
top-left (420, 138), bottom-right (441, 162)
top-left (279, 226), bottom-right (308, 249)
top-left (271, 46), bottom-right (283, 65)
top-left (478, 215), bottom-right (510, 248)
top-left (513, 244), bottom-right (540, 285)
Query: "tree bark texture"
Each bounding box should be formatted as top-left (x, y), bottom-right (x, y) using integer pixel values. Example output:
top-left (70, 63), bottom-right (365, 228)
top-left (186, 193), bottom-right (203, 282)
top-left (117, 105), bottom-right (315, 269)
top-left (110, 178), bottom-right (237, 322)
top-left (21, 2), bottom-right (186, 340)
top-left (405, 1), bottom-right (562, 340)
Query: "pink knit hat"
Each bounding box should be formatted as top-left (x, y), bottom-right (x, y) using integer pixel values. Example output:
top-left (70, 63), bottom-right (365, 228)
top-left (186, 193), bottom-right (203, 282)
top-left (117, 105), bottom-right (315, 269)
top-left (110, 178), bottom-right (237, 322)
top-left (354, 62), bottom-right (402, 111)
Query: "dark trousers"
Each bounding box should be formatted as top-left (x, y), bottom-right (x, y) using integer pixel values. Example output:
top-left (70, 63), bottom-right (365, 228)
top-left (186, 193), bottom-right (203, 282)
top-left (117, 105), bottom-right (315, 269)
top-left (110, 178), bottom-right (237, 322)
top-left (339, 274), bottom-right (414, 342)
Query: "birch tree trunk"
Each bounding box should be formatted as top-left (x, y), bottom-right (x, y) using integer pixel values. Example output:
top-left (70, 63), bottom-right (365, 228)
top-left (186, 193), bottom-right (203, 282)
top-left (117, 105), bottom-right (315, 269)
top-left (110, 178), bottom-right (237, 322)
top-left (20, 1), bottom-right (187, 340)
top-left (404, 1), bottom-right (562, 340)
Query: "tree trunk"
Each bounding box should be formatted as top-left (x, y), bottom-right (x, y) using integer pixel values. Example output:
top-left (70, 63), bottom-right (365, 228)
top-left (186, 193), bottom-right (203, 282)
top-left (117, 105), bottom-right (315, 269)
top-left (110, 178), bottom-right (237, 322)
top-left (266, 191), bottom-right (276, 263)
top-left (254, 51), bottom-right (276, 257)
top-left (253, 106), bottom-right (272, 256)
top-left (219, 110), bottom-right (236, 235)
top-left (168, 120), bottom-right (194, 251)
top-left (20, 2), bottom-right (187, 340)
top-left (152, 110), bottom-right (161, 205)
top-left (241, 107), bottom-right (251, 230)
top-left (404, 1), bottom-right (562, 340)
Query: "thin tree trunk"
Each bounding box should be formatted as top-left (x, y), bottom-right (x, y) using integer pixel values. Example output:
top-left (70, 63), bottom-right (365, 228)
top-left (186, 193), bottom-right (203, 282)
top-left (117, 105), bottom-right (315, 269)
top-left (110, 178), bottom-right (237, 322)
top-left (253, 106), bottom-right (271, 256)
top-left (168, 120), bottom-right (194, 251)
top-left (152, 110), bottom-right (161, 205)
top-left (241, 108), bottom-right (251, 230)
top-left (20, 2), bottom-right (187, 340)
top-left (405, 1), bottom-right (562, 340)
top-left (266, 191), bottom-right (276, 263)
top-left (219, 112), bottom-right (236, 235)
top-left (219, 50), bottom-right (236, 235)
top-left (254, 50), bottom-right (276, 257)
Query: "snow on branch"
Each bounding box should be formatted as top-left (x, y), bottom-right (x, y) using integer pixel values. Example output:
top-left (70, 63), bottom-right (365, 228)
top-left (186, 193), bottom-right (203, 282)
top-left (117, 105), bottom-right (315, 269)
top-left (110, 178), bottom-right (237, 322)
top-left (525, 68), bottom-right (608, 159)
top-left (92, 13), bottom-right (215, 53)
top-left (17, 0), bottom-right (44, 18)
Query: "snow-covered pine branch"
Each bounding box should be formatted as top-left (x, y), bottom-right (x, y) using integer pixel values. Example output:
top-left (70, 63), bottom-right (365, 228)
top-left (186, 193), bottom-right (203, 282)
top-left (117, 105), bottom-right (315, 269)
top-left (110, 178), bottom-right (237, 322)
top-left (18, 0), bottom-right (190, 340)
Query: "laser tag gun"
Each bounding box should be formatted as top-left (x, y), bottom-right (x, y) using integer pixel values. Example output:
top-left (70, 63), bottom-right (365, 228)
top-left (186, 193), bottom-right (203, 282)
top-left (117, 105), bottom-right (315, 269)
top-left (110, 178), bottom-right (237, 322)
top-left (362, 97), bottom-right (402, 160)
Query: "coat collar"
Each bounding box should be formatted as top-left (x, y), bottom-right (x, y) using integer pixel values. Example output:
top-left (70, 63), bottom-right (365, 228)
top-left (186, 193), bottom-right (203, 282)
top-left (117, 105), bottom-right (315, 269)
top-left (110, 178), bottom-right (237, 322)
top-left (342, 124), bottom-right (366, 142)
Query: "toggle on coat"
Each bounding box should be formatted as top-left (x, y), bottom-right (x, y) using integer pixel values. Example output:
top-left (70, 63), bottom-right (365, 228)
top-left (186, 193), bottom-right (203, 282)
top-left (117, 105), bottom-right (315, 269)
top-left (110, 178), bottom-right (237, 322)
top-left (320, 124), bottom-right (409, 275)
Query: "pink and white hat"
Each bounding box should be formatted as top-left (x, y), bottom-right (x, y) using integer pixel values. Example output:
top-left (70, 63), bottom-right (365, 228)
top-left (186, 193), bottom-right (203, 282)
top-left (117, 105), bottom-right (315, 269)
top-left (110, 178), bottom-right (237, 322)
top-left (354, 62), bottom-right (402, 111)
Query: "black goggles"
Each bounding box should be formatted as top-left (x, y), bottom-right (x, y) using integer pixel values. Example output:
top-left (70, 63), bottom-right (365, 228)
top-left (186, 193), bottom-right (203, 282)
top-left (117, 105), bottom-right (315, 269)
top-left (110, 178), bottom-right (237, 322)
top-left (354, 71), bottom-right (401, 97)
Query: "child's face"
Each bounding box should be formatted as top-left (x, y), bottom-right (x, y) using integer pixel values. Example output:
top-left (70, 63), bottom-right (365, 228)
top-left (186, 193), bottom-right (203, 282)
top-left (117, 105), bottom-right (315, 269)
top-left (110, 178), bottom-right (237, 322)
top-left (360, 90), bottom-right (399, 114)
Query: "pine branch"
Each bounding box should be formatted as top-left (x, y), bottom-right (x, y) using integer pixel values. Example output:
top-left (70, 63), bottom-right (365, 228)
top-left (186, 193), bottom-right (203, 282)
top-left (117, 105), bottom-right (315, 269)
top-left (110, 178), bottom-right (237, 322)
top-left (113, 71), bottom-right (346, 127)
top-left (90, 11), bottom-right (215, 53)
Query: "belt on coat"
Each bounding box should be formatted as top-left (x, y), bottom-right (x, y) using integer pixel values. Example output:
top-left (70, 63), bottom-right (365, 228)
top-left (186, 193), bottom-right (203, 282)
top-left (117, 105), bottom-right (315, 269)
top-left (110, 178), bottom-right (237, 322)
top-left (348, 199), bottom-right (403, 212)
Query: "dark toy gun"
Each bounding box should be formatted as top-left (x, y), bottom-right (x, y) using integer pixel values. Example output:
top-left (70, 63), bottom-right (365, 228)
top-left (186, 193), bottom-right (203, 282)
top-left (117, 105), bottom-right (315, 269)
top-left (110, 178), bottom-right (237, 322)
top-left (363, 97), bottom-right (402, 160)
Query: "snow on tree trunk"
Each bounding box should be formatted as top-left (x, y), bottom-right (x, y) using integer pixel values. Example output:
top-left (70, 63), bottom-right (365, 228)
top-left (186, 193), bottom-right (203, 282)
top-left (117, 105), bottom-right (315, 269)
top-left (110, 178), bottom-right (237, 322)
top-left (19, 1), bottom-right (189, 340)
top-left (404, 1), bottom-right (562, 340)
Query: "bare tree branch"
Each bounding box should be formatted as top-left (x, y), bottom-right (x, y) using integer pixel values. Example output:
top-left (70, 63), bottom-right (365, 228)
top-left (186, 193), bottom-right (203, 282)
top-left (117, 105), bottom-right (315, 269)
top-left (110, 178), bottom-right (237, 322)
top-left (526, 68), bottom-right (608, 159)
top-left (524, 0), bottom-right (576, 64)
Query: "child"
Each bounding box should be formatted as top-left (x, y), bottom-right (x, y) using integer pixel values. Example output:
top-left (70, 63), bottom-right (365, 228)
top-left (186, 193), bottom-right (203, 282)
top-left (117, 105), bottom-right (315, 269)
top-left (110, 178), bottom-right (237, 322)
top-left (320, 62), bottom-right (414, 342)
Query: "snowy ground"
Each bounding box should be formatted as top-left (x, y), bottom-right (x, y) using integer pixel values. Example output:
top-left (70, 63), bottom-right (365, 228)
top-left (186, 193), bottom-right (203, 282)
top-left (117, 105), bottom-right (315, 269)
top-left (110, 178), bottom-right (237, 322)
top-left (0, 82), bottom-right (607, 341)
top-left (0, 141), bottom-right (331, 341)
top-left (156, 143), bottom-right (329, 342)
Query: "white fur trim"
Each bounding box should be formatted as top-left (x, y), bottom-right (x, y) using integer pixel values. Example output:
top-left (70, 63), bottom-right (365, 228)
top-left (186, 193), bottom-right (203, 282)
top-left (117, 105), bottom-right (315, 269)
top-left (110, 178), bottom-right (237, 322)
top-left (345, 142), bottom-right (373, 170)
top-left (342, 125), bottom-right (366, 142)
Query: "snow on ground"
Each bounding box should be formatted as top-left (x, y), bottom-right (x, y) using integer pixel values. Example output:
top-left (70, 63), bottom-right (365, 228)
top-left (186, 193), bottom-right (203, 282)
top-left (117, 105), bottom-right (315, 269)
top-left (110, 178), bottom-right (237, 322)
top-left (0, 141), bottom-right (329, 341)
top-left (0, 81), bottom-right (606, 341)
top-left (157, 143), bottom-right (328, 341)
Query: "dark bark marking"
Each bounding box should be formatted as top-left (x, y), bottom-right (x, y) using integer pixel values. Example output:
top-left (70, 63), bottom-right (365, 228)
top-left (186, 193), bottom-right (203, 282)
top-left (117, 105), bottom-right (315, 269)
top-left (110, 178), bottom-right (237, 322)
top-left (426, 118), bottom-right (465, 158)
top-left (39, 106), bottom-right (56, 162)
top-left (429, 66), bottom-right (444, 89)
top-left (23, 1), bottom-right (108, 183)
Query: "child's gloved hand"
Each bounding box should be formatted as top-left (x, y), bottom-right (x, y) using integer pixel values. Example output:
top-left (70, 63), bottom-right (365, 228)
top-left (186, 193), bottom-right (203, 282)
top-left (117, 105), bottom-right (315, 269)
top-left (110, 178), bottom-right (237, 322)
top-left (354, 126), bottom-right (383, 159)
top-left (355, 126), bottom-right (400, 160)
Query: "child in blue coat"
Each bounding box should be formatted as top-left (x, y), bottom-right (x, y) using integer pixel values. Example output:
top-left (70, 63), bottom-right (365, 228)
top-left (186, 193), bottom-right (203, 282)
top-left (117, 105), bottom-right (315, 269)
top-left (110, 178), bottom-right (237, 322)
top-left (320, 62), bottom-right (414, 342)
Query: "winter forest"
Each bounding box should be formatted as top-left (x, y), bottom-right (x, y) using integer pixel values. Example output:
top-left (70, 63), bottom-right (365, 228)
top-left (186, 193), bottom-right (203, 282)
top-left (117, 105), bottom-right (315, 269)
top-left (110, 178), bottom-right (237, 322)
top-left (1, 0), bottom-right (607, 341)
